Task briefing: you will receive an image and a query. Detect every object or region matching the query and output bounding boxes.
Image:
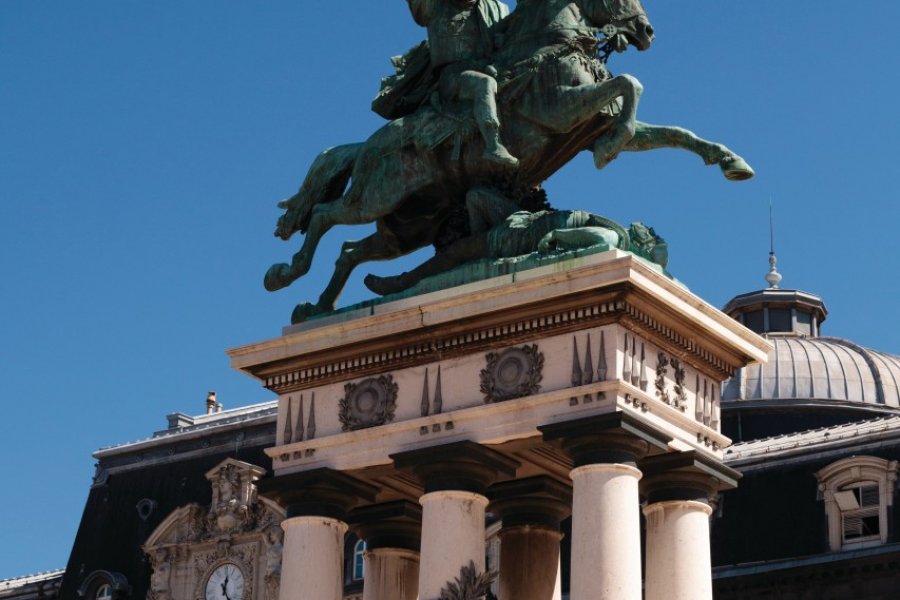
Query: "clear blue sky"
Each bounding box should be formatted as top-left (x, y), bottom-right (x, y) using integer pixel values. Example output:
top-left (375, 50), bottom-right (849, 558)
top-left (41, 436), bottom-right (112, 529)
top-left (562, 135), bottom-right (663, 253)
top-left (1, 1), bottom-right (898, 579)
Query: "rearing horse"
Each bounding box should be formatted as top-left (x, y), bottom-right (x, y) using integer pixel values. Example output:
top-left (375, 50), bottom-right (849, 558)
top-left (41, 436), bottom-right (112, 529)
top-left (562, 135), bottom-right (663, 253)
top-left (266, 0), bottom-right (754, 323)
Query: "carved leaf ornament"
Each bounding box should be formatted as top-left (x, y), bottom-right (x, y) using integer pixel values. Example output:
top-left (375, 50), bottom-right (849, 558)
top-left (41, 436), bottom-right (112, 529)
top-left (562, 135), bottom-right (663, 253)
top-left (481, 344), bottom-right (544, 403)
top-left (438, 561), bottom-right (496, 600)
top-left (339, 375), bottom-right (399, 431)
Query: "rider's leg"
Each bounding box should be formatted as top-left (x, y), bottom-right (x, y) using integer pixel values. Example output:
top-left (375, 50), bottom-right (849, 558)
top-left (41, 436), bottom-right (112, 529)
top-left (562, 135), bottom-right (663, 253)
top-left (458, 71), bottom-right (519, 168)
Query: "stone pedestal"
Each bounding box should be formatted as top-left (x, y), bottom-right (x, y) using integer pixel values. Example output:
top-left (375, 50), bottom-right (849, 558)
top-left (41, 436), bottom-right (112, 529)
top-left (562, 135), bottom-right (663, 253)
top-left (230, 252), bottom-right (769, 600)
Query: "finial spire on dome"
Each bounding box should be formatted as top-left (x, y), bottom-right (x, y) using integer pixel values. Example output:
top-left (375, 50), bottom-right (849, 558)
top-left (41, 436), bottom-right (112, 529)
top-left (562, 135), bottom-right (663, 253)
top-left (765, 199), bottom-right (782, 289)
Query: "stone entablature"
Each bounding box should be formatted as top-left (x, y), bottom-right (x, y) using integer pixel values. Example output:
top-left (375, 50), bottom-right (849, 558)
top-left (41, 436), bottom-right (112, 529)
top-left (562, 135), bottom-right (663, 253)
top-left (229, 253), bottom-right (770, 478)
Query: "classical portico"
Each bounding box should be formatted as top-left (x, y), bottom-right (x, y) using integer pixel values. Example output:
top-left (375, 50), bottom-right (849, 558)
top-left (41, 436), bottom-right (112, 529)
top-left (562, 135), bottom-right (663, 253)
top-left (230, 252), bottom-right (771, 599)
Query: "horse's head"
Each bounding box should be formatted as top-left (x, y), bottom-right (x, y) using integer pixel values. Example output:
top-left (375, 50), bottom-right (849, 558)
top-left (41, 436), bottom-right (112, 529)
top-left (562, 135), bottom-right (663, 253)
top-left (628, 222), bottom-right (668, 268)
top-left (581, 0), bottom-right (655, 51)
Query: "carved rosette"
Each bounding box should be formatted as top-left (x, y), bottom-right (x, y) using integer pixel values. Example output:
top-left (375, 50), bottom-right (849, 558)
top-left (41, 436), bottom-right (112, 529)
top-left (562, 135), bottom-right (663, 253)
top-left (339, 374), bottom-right (399, 431)
top-left (480, 344), bottom-right (544, 403)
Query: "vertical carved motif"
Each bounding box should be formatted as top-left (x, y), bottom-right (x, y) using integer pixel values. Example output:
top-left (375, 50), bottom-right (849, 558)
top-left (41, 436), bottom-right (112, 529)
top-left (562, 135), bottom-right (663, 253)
top-left (639, 344), bottom-right (648, 392)
top-left (421, 368), bottom-right (431, 417)
top-left (306, 393), bottom-right (316, 440)
top-left (283, 398), bottom-right (293, 445)
top-left (571, 336), bottom-right (583, 387)
top-left (623, 334), bottom-right (631, 382)
top-left (295, 395), bottom-right (305, 443)
top-left (671, 358), bottom-right (687, 410)
top-left (655, 353), bottom-right (670, 403)
top-left (696, 378), bottom-right (706, 422)
top-left (597, 331), bottom-right (608, 381)
top-left (433, 365), bottom-right (443, 414)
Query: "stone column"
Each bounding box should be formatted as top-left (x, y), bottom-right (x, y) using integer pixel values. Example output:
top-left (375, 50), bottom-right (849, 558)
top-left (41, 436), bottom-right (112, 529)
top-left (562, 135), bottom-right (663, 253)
top-left (392, 441), bottom-right (518, 600)
top-left (258, 469), bottom-right (378, 600)
top-left (280, 515), bottom-right (348, 600)
top-left (350, 500), bottom-right (422, 600)
top-left (489, 477), bottom-right (571, 600)
top-left (640, 452), bottom-right (740, 600)
top-left (540, 413), bottom-right (672, 600)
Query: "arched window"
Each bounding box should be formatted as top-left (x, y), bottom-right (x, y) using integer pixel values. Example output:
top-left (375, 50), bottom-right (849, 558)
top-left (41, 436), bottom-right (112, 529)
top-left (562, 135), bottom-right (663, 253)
top-left (816, 456), bottom-right (899, 550)
top-left (95, 584), bottom-right (113, 600)
top-left (352, 539), bottom-right (366, 580)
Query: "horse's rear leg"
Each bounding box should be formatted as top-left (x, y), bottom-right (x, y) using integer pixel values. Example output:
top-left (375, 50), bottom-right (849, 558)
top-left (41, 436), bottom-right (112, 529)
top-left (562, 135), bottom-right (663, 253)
top-left (291, 231), bottom-right (406, 323)
top-left (623, 122), bottom-right (755, 181)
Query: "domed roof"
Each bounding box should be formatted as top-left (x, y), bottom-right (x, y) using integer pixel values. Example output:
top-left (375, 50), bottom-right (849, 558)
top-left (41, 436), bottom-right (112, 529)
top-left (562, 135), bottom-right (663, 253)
top-left (722, 335), bottom-right (900, 409)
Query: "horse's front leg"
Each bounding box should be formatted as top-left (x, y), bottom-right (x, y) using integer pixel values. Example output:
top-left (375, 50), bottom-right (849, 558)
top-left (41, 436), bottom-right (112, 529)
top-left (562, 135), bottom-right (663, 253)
top-left (291, 231), bottom-right (405, 323)
top-left (590, 74), bottom-right (643, 170)
top-left (623, 122), bottom-right (755, 181)
top-left (263, 200), bottom-right (341, 292)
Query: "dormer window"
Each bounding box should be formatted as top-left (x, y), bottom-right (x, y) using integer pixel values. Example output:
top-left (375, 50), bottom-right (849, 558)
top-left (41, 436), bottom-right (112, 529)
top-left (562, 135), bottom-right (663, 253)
top-left (816, 456), bottom-right (898, 551)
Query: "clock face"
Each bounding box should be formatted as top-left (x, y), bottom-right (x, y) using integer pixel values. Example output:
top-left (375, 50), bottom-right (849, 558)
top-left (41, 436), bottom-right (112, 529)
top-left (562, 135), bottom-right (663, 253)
top-left (205, 563), bottom-right (245, 600)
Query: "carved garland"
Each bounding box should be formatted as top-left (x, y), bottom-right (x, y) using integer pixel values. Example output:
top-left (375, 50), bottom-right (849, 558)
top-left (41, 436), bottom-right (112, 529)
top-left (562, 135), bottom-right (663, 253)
top-left (480, 344), bottom-right (544, 403)
top-left (339, 374), bottom-right (399, 431)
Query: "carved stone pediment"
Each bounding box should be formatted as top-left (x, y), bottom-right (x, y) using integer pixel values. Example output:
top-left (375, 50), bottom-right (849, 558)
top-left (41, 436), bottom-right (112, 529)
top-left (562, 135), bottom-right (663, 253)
top-left (143, 459), bottom-right (285, 600)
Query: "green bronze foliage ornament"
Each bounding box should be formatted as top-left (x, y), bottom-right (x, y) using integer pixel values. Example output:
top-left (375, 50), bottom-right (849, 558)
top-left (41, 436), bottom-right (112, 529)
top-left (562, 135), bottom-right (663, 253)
top-left (438, 561), bottom-right (496, 600)
top-left (264, 0), bottom-right (755, 323)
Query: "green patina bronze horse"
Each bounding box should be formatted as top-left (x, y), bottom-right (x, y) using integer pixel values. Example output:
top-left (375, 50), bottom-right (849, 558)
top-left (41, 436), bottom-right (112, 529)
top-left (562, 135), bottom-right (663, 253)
top-left (265, 0), bottom-right (754, 322)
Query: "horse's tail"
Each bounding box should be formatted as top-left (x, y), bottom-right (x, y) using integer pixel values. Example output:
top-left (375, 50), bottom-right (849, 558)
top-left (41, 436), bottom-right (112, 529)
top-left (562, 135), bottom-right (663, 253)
top-left (278, 143), bottom-right (361, 237)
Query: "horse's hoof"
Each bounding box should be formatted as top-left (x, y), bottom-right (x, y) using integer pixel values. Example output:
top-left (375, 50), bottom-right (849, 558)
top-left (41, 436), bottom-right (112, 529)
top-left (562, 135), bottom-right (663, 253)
top-left (264, 263), bottom-right (291, 291)
top-left (364, 273), bottom-right (401, 296)
top-left (720, 155), bottom-right (755, 181)
top-left (291, 302), bottom-right (319, 324)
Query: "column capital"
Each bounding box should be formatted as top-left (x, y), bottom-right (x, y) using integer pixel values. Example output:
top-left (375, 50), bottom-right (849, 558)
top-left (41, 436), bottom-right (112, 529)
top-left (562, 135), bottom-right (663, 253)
top-left (391, 441), bottom-right (518, 495)
top-left (639, 451), bottom-right (741, 504)
top-left (489, 476), bottom-right (572, 529)
top-left (258, 468), bottom-right (378, 520)
top-left (539, 412), bottom-right (672, 467)
top-left (348, 500), bottom-right (423, 552)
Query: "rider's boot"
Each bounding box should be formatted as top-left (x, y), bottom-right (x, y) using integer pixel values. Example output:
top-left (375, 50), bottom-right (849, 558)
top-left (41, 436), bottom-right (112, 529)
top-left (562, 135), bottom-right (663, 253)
top-left (481, 121), bottom-right (519, 168)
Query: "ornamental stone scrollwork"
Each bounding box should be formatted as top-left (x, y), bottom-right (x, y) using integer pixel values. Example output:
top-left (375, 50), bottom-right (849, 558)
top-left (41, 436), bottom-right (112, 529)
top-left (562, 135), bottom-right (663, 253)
top-left (143, 458), bottom-right (285, 600)
top-left (147, 548), bottom-right (172, 600)
top-left (437, 561), bottom-right (496, 600)
top-left (339, 374), bottom-right (399, 431)
top-left (481, 344), bottom-right (544, 403)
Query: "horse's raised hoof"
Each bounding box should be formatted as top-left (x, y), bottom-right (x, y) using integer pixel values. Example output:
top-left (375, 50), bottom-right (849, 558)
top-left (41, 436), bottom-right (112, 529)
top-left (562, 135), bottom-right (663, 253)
top-left (720, 155), bottom-right (755, 181)
top-left (291, 302), bottom-right (319, 324)
top-left (264, 263), bottom-right (292, 292)
top-left (364, 273), bottom-right (402, 296)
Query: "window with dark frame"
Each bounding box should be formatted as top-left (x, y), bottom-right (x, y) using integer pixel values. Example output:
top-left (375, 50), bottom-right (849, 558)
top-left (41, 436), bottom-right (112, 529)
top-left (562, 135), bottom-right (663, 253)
top-left (834, 482), bottom-right (880, 542)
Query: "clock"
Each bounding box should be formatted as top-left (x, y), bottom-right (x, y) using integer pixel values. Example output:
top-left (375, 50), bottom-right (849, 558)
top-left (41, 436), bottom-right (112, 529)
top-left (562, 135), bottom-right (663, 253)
top-left (204, 563), bottom-right (245, 600)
